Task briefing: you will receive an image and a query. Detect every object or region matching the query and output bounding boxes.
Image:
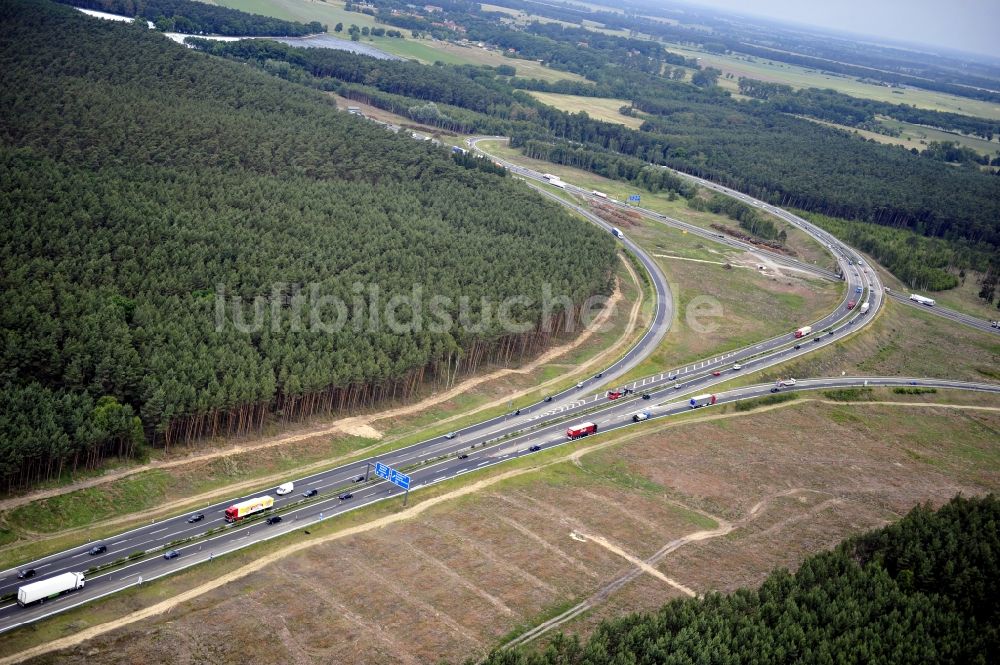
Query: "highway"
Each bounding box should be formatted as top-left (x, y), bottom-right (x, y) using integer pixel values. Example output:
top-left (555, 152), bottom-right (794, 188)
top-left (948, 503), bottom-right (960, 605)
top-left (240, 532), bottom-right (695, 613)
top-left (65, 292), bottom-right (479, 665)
top-left (1, 133), bottom-right (966, 633)
top-left (2, 373), bottom-right (996, 632)
top-left (886, 290), bottom-right (1000, 334)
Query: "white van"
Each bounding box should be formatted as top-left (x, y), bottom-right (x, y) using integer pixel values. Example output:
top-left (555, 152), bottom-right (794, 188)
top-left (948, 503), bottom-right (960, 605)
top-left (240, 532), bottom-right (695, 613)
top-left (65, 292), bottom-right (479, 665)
top-left (276, 482), bottom-right (294, 495)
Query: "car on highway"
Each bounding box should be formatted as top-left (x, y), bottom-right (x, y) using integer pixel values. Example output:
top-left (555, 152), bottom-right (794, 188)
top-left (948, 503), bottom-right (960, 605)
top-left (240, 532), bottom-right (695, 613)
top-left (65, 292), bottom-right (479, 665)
top-left (576, 382), bottom-right (584, 388)
top-left (813, 337), bottom-right (821, 343)
top-left (794, 344), bottom-right (801, 350)
top-left (828, 330), bottom-right (834, 335)
top-left (276, 482), bottom-right (294, 495)
top-left (641, 393), bottom-right (651, 400)
top-left (712, 371), bottom-right (721, 377)
top-left (17, 569), bottom-right (35, 580)
top-left (353, 475), bottom-right (365, 483)
top-left (187, 513), bottom-right (205, 523)
top-left (266, 515), bottom-right (282, 525)
top-left (445, 432), bottom-right (456, 439)
top-left (594, 372), bottom-right (603, 378)
top-left (674, 383), bottom-right (682, 389)
top-left (732, 363), bottom-right (742, 371)
top-left (88, 544), bottom-right (107, 556)
top-left (528, 445), bottom-right (542, 452)
top-left (780, 378), bottom-right (797, 387)
top-left (338, 493), bottom-right (353, 501)
top-left (163, 549), bottom-right (179, 560)
top-left (459, 453), bottom-right (469, 459)
top-left (770, 387), bottom-right (780, 393)
top-left (667, 374), bottom-right (677, 381)
top-left (544, 396), bottom-right (553, 402)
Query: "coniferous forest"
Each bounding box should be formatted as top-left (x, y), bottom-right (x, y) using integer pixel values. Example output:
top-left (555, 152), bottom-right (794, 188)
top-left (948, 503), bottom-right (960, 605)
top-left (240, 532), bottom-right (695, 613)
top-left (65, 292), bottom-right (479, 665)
top-left (0, 0), bottom-right (616, 490)
top-left (481, 494), bottom-right (1000, 665)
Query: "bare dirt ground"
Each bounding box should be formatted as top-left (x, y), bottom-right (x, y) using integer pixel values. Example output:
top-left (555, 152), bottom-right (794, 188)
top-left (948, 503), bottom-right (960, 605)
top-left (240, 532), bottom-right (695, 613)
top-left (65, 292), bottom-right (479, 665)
top-left (11, 398), bottom-right (999, 665)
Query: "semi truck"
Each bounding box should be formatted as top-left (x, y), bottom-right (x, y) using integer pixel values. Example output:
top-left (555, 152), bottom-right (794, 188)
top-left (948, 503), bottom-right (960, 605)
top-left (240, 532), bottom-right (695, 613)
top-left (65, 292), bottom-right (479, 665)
top-left (549, 178), bottom-right (567, 189)
top-left (17, 572), bottom-right (85, 607)
top-left (689, 394), bottom-right (717, 409)
top-left (794, 325), bottom-right (812, 338)
top-left (611, 227), bottom-right (624, 239)
top-left (591, 190), bottom-right (608, 199)
top-left (566, 422), bottom-right (597, 439)
top-left (859, 302), bottom-right (870, 314)
top-left (224, 495), bottom-right (274, 522)
top-left (910, 294), bottom-right (935, 307)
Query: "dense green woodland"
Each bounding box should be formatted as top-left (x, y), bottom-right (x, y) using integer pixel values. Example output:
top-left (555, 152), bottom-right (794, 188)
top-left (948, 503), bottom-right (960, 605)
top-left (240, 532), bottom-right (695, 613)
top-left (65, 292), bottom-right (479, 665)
top-left (56, 0), bottom-right (324, 35)
top-left (480, 494), bottom-right (1000, 665)
top-left (0, 0), bottom-right (615, 490)
top-left (195, 28), bottom-right (1000, 287)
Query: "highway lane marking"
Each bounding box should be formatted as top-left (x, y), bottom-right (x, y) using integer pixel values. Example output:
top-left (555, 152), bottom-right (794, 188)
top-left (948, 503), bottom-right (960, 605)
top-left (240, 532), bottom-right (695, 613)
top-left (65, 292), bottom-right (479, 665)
top-left (149, 528), bottom-right (168, 535)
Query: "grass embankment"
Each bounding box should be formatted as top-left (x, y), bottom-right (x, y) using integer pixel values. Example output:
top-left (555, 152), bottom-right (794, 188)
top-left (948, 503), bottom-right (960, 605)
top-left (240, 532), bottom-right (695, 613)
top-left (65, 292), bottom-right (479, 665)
top-left (3, 400), bottom-right (998, 663)
top-left (479, 139), bottom-right (836, 273)
top-left (717, 297), bottom-right (1000, 391)
top-left (617, 217), bottom-right (843, 382)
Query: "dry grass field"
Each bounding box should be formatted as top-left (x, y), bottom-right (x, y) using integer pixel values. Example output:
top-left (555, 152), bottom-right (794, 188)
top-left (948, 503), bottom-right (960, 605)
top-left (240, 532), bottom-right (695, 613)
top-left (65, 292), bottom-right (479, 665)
top-left (15, 399), bottom-right (999, 665)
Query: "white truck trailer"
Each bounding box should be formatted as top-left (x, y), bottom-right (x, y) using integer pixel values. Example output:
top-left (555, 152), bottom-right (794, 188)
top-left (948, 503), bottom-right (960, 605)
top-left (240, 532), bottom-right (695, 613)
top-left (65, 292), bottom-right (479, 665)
top-left (18, 572), bottom-right (85, 606)
top-left (909, 294), bottom-right (935, 306)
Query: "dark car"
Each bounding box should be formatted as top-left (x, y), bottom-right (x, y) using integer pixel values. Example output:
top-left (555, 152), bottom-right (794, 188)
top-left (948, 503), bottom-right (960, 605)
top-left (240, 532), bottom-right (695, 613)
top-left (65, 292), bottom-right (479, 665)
top-left (353, 475), bottom-right (366, 483)
top-left (667, 374), bottom-right (677, 381)
top-left (770, 387), bottom-right (780, 393)
top-left (594, 372), bottom-right (603, 378)
top-left (163, 549), bottom-right (179, 560)
top-left (641, 393), bottom-right (651, 400)
top-left (88, 544), bottom-right (107, 556)
top-left (794, 344), bottom-right (801, 350)
top-left (543, 396), bottom-right (553, 402)
top-left (528, 445), bottom-right (542, 452)
top-left (17, 569), bottom-right (36, 580)
top-left (302, 488), bottom-right (319, 497)
top-left (338, 493), bottom-right (353, 501)
top-left (187, 513), bottom-right (205, 523)
top-left (813, 337), bottom-right (821, 343)
top-left (828, 330), bottom-right (834, 335)
top-left (266, 515), bottom-right (282, 525)
top-left (458, 453), bottom-right (469, 459)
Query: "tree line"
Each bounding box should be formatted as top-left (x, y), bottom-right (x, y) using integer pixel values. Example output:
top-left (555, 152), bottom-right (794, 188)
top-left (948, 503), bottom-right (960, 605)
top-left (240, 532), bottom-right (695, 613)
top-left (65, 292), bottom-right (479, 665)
top-left (479, 494), bottom-right (999, 664)
top-left (56, 0), bottom-right (324, 35)
top-left (0, 0), bottom-right (616, 491)
top-left (189, 29), bottom-right (1000, 283)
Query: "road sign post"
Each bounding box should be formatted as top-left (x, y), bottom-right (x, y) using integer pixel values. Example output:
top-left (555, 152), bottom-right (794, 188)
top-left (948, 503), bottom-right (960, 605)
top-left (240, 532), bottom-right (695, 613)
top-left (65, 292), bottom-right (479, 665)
top-left (374, 462), bottom-right (411, 506)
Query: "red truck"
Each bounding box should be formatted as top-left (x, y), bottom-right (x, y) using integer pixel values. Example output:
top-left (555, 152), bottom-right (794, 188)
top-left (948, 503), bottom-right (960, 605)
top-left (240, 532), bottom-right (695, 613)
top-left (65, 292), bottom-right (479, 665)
top-left (794, 325), bottom-right (812, 338)
top-left (606, 390), bottom-right (624, 400)
top-left (566, 422), bottom-right (598, 439)
top-left (847, 300), bottom-right (856, 309)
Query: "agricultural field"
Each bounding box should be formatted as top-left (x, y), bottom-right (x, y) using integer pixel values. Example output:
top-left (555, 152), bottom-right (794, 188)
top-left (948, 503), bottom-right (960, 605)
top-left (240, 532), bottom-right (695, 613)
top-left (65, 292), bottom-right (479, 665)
top-left (668, 44), bottom-right (1000, 120)
top-left (526, 92), bottom-right (646, 128)
top-left (10, 400), bottom-right (998, 663)
top-left (798, 115), bottom-right (1000, 158)
top-left (205, 0), bottom-right (588, 81)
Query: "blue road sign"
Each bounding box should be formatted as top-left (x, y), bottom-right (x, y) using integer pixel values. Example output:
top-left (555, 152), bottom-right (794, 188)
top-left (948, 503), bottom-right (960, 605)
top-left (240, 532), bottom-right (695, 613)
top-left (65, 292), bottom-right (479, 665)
top-left (389, 469), bottom-right (411, 490)
top-left (628, 194), bottom-right (641, 203)
top-left (373, 462), bottom-right (410, 490)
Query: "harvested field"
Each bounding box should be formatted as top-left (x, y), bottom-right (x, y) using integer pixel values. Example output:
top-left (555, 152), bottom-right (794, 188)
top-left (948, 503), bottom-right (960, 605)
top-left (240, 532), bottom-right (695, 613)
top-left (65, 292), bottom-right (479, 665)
top-left (13, 399), bottom-right (1000, 665)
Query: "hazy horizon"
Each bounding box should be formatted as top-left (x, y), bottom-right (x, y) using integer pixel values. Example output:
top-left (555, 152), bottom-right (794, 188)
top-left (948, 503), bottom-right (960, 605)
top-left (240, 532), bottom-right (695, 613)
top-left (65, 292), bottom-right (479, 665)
top-left (680, 0), bottom-right (1000, 60)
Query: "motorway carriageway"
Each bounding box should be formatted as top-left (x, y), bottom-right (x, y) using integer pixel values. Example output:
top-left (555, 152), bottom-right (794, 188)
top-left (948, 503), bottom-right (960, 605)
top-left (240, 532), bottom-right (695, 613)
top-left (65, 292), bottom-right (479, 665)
top-left (1, 374), bottom-right (996, 632)
top-left (0, 136), bottom-right (892, 630)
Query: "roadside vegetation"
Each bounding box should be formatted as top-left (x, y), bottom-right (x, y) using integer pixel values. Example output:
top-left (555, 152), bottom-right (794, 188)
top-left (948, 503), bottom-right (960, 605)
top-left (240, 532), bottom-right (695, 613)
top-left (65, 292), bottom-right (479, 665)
top-left (3, 401), bottom-right (997, 663)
